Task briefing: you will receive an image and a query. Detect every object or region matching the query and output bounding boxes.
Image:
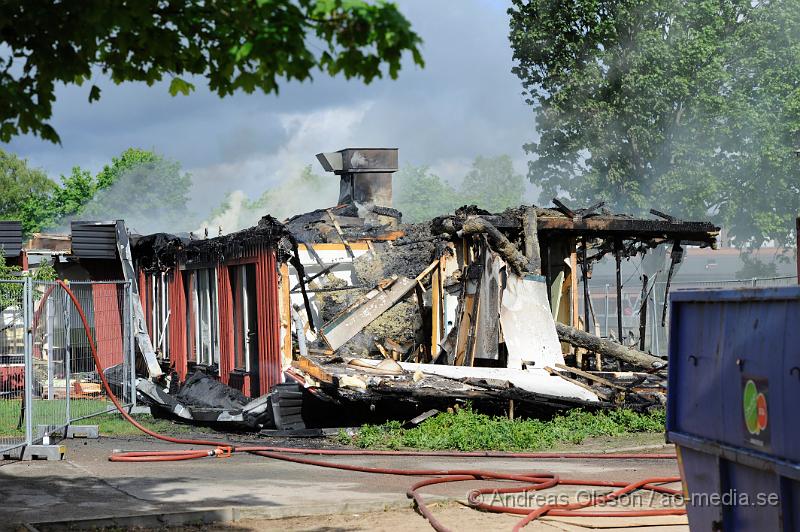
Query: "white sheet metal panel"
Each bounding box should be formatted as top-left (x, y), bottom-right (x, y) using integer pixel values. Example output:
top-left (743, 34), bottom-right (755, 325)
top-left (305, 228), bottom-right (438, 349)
top-left (399, 363), bottom-right (599, 403)
top-left (500, 273), bottom-right (565, 370)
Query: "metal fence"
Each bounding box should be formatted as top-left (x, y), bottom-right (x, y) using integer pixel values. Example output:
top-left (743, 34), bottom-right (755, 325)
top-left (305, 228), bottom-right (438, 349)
top-left (0, 278), bottom-right (135, 456)
top-left (581, 275), bottom-right (798, 358)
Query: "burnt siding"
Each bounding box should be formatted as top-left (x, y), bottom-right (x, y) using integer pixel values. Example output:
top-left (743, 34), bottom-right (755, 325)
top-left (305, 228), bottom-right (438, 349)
top-left (71, 221), bottom-right (118, 259)
top-left (0, 221), bottom-right (22, 257)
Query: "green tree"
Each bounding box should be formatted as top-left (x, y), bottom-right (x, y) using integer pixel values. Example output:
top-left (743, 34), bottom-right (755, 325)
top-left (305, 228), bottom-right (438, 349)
top-left (459, 155), bottom-right (525, 213)
top-left (0, 149), bottom-right (56, 228)
top-left (509, 0), bottom-right (800, 247)
top-left (0, 1), bottom-right (423, 144)
top-left (394, 165), bottom-right (461, 222)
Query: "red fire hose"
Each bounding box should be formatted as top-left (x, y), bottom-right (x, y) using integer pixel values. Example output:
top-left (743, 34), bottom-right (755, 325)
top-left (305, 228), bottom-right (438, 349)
top-left (56, 279), bottom-right (685, 531)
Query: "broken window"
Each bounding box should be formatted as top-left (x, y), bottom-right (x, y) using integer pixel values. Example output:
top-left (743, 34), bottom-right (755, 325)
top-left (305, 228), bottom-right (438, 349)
top-left (188, 268), bottom-right (219, 367)
top-left (150, 272), bottom-right (169, 359)
top-left (231, 264), bottom-right (257, 372)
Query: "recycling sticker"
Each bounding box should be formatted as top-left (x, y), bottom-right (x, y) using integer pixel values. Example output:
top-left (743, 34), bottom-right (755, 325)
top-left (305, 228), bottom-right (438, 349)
top-left (742, 377), bottom-right (770, 447)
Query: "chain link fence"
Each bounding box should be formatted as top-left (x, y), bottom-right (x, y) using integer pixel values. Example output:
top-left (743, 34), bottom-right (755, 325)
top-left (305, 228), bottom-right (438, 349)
top-left (582, 275), bottom-right (798, 358)
top-left (0, 278), bottom-right (135, 456)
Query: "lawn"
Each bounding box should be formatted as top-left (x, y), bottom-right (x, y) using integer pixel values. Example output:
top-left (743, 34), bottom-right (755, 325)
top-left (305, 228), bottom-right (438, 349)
top-left (0, 399), bottom-right (208, 437)
top-left (340, 406), bottom-right (666, 452)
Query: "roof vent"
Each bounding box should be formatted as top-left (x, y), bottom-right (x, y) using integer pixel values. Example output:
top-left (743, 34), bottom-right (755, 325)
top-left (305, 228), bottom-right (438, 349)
top-left (316, 148), bottom-right (398, 208)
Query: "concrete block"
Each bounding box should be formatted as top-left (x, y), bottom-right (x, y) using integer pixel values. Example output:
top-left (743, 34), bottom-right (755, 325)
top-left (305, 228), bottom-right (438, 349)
top-left (129, 405), bottom-right (151, 415)
top-left (66, 425), bottom-right (99, 439)
top-left (21, 444), bottom-right (65, 461)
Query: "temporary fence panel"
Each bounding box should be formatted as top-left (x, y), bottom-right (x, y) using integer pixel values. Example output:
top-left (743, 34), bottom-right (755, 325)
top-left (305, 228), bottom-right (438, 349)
top-left (0, 278), bottom-right (29, 454)
top-left (0, 279), bottom-right (137, 448)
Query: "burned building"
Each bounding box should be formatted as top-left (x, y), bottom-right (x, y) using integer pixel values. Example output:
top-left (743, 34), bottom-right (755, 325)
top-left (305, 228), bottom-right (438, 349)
top-left (121, 148), bottom-right (717, 423)
top-left (5, 147), bottom-right (719, 426)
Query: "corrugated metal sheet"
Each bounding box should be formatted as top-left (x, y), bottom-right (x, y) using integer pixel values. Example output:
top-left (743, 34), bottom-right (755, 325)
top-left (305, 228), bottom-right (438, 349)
top-left (0, 221), bottom-right (23, 258)
top-left (71, 221), bottom-right (118, 259)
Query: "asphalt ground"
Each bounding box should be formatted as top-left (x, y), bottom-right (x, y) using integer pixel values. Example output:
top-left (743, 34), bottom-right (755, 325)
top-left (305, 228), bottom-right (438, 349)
top-left (0, 433), bottom-right (687, 531)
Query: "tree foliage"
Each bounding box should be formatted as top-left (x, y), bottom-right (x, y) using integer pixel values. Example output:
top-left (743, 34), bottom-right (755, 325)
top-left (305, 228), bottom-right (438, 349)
top-left (459, 155), bottom-right (525, 213)
top-left (509, 0), bottom-right (800, 247)
top-left (0, 147), bottom-right (190, 235)
top-left (0, 1), bottom-right (423, 144)
top-left (394, 156), bottom-right (526, 222)
top-left (394, 165), bottom-right (461, 223)
top-left (0, 149), bottom-right (56, 228)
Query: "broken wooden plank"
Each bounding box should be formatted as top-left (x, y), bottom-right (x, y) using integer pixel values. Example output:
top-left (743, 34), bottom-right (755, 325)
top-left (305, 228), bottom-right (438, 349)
top-left (361, 230), bottom-right (405, 242)
top-left (414, 259), bottom-right (441, 282)
top-left (326, 208), bottom-right (355, 258)
top-left (554, 363), bottom-right (626, 391)
top-left (292, 355), bottom-right (338, 385)
top-left (319, 277), bottom-right (417, 350)
top-left (544, 366), bottom-right (611, 401)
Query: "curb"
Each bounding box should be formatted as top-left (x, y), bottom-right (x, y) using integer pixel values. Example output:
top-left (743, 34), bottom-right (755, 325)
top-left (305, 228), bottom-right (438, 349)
top-left (22, 497), bottom-right (453, 530)
top-left (25, 507), bottom-right (240, 531)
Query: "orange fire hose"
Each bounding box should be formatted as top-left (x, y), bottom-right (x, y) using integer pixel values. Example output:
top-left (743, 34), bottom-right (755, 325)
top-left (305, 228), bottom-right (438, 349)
top-left (56, 279), bottom-right (685, 531)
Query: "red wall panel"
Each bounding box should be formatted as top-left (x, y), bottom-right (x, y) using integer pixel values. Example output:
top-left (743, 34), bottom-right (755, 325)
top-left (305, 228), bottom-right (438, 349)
top-left (168, 267), bottom-right (188, 381)
top-left (216, 264), bottom-right (234, 384)
top-left (255, 248), bottom-right (281, 396)
top-left (90, 284), bottom-right (123, 372)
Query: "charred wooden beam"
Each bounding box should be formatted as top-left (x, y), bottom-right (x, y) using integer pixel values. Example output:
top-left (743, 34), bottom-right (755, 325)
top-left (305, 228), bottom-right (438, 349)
top-left (536, 216), bottom-right (717, 243)
top-left (457, 216), bottom-right (529, 274)
top-left (552, 198), bottom-right (576, 219)
top-left (639, 274), bottom-right (648, 351)
top-left (523, 207), bottom-right (541, 275)
top-left (555, 322), bottom-right (664, 369)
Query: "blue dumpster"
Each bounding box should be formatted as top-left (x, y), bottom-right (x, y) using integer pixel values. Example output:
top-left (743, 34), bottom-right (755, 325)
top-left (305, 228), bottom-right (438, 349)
top-left (667, 286), bottom-right (800, 531)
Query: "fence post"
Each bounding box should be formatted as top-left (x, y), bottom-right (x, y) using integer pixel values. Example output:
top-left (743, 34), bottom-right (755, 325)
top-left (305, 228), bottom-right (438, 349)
top-left (46, 293), bottom-right (54, 400)
top-left (64, 288), bottom-right (71, 426)
top-left (23, 277), bottom-right (33, 447)
top-left (128, 280), bottom-right (136, 408)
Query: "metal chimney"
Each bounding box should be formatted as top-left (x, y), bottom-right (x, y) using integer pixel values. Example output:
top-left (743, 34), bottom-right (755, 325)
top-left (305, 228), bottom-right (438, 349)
top-left (316, 148), bottom-right (398, 208)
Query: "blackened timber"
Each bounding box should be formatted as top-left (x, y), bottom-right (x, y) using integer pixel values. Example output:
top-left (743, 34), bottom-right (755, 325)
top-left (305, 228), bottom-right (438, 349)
top-left (523, 207), bottom-right (542, 274)
top-left (581, 237), bottom-right (590, 332)
top-left (639, 274), bottom-right (648, 351)
top-left (458, 216), bottom-right (528, 274)
top-left (555, 322), bottom-right (664, 369)
top-left (535, 216), bottom-right (717, 242)
top-left (614, 239), bottom-right (623, 342)
top-left (436, 213), bottom-right (718, 245)
top-left (661, 240), bottom-right (683, 327)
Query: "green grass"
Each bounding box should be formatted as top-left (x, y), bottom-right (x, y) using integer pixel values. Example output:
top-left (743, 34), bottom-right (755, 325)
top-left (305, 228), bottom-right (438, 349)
top-left (339, 406), bottom-right (666, 451)
top-left (0, 399), bottom-right (209, 437)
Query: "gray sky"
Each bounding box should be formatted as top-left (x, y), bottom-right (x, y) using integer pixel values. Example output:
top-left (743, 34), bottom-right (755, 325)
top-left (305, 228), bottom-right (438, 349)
top-left (2, 0), bottom-right (536, 216)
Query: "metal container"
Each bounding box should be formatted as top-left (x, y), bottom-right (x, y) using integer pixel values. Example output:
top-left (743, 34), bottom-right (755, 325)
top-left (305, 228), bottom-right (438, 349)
top-left (667, 287), bottom-right (800, 531)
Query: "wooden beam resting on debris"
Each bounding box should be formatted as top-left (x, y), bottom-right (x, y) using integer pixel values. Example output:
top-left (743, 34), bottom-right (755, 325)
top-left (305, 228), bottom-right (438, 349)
top-left (292, 355), bottom-right (337, 385)
top-left (555, 322), bottom-right (664, 369)
top-left (544, 366), bottom-right (611, 401)
top-left (459, 216), bottom-right (528, 274)
top-left (320, 276), bottom-right (417, 351)
top-left (554, 363), bottom-right (626, 390)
